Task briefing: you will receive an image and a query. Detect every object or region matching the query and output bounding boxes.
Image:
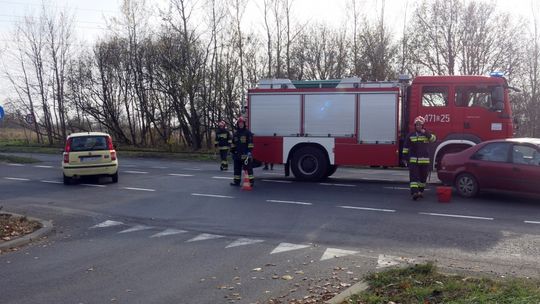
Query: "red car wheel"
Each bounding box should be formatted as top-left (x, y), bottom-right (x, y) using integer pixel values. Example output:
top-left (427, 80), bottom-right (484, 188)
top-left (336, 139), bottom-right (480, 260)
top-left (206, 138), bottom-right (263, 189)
top-left (455, 173), bottom-right (479, 197)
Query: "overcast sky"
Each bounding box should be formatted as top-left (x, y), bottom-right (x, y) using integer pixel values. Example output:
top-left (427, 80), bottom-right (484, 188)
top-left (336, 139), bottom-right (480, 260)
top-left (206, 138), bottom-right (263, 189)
top-left (0, 0), bottom-right (538, 109)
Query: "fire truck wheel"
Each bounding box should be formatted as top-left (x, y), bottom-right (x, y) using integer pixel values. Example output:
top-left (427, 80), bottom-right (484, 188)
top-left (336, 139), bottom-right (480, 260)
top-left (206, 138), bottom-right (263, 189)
top-left (455, 173), bottom-right (479, 198)
top-left (291, 146), bottom-right (329, 181)
top-left (324, 165), bottom-right (338, 178)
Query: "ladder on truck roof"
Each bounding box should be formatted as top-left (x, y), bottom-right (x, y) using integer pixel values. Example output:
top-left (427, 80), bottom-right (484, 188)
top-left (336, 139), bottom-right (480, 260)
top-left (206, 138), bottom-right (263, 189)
top-left (255, 78), bottom-right (399, 89)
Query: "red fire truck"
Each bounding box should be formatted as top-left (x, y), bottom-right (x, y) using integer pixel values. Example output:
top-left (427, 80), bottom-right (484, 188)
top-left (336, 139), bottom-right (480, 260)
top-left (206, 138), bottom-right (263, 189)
top-left (247, 74), bottom-right (514, 181)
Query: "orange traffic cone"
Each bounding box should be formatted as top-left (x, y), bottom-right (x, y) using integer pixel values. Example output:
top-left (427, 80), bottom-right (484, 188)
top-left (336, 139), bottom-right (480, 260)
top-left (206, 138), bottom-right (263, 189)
top-left (241, 170), bottom-right (252, 191)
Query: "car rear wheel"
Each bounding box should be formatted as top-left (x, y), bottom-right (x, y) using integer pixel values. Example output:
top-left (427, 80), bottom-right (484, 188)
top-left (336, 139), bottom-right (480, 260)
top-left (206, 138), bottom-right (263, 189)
top-left (455, 173), bottom-right (479, 197)
top-left (111, 171), bottom-right (119, 183)
top-left (63, 174), bottom-right (72, 185)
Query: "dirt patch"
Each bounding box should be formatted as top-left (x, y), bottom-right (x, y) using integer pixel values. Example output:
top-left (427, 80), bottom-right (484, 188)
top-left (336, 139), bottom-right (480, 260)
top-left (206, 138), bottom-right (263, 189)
top-left (0, 213), bottom-right (42, 242)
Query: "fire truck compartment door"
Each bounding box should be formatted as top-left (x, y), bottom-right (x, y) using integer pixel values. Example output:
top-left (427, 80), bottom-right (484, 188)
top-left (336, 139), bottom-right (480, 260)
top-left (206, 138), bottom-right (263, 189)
top-left (358, 93), bottom-right (398, 143)
top-left (304, 94), bottom-right (355, 136)
top-left (250, 94), bottom-right (301, 136)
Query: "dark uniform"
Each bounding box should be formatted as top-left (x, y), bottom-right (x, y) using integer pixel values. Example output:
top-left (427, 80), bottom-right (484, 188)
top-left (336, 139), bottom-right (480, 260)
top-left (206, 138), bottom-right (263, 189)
top-left (215, 127), bottom-right (231, 170)
top-left (230, 119), bottom-right (254, 186)
top-left (402, 125), bottom-right (436, 199)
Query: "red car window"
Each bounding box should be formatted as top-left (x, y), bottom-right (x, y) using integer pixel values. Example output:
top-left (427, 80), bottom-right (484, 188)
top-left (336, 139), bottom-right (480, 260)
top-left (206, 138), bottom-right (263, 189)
top-left (473, 142), bottom-right (511, 162)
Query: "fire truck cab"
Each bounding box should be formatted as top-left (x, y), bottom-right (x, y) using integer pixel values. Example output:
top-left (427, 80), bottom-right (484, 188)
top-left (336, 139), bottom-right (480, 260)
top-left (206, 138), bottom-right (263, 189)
top-left (247, 74), bottom-right (513, 181)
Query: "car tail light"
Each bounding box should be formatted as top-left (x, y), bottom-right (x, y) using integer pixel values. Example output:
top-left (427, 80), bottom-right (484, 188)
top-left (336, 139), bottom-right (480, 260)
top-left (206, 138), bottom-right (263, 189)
top-left (63, 138), bottom-right (72, 163)
top-left (107, 136), bottom-right (117, 161)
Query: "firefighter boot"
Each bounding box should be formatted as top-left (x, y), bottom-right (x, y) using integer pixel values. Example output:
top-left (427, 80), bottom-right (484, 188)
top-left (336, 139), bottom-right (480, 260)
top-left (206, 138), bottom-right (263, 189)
top-left (412, 193), bottom-right (421, 201)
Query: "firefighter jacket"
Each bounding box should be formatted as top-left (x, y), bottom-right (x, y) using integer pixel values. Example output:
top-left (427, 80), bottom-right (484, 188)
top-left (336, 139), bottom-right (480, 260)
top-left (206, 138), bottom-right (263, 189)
top-left (231, 127), bottom-right (254, 158)
top-left (402, 130), bottom-right (437, 165)
top-left (215, 128), bottom-right (231, 150)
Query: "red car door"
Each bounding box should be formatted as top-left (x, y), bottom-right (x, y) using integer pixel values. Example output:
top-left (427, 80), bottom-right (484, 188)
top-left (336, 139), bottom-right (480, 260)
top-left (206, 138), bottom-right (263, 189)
top-left (508, 144), bottom-right (540, 194)
top-left (469, 142), bottom-right (512, 190)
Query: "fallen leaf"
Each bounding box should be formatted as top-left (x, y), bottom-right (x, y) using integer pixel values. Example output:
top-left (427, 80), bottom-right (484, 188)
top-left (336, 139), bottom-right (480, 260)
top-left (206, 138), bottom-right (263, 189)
top-left (252, 268), bottom-right (262, 272)
top-left (282, 275), bottom-right (293, 280)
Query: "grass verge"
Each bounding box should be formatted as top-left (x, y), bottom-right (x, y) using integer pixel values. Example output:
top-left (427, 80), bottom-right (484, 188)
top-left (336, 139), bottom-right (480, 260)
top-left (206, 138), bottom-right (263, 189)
top-left (346, 263), bottom-right (540, 304)
top-left (0, 154), bottom-right (40, 164)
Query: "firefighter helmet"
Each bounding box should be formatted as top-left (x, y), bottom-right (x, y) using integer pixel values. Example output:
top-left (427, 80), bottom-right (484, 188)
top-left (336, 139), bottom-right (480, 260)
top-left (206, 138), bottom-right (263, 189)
top-left (414, 116), bottom-right (425, 125)
top-left (218, 121), bottom-right (226, 128)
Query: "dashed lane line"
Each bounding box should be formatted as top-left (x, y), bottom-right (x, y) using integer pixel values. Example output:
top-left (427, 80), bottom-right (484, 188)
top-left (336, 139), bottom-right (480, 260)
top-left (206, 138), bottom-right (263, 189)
top-left (319, 182), bottom-right (356, 187)
top-left (40, 180), bottom-right (63, 184)
top-left (262, 179), bottom-right (293, 184)
top-left (122, 187), bottom-right (156, 192)
top-left (419, 212), bottom-right (494, 221)
top-left (152, 166), bottom-right (168, 169)
top-left (7, 163), bottom-right (25, 167)
top-left (192, 193), bottom-right (234, 199)
top-left (4, 177), bottom-right (30, 181)
top-left (124, 170), bottom-right (148, 174)
top-left (525, 221), bottom-right (540, 225)
top-left (169, 173), bottom-right (194, 177)
top-left (186, 233), bottom-right (225, 242)
top-left (183, 168), bottom-right (202, 171)
top-left (212, 176), bottom-right (233, 180)
top-left (81, 183), bottom-right (106, 188)
top-left (34, 165), bottom-right (54, 168)
top-left (338, 205), bottom-right (396, 213)
top-left (267, 199), bottom-right (312, 206)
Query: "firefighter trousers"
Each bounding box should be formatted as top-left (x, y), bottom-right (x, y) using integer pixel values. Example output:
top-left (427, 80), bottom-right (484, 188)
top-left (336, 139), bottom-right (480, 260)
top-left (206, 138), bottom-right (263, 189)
top-left (232, 156), bottom-right (254, 185)
top-left (409, 164), bottom-right (430, 195)
top-left (219, 149), bottom-right (229, 170)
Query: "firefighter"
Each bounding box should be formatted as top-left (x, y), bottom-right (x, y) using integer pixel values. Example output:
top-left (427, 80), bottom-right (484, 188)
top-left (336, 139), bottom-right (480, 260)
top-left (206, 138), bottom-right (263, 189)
top-left (215, 121), bottom-right (231, 171)
top-left (403, 116), bottom-right (437, 200)
top-left (230, 116), bottom-right (254, 187)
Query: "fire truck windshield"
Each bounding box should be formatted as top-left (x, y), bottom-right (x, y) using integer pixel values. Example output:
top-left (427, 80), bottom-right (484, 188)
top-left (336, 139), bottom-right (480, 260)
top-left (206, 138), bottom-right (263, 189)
top-left (455, 86), bottom-right (504, 111)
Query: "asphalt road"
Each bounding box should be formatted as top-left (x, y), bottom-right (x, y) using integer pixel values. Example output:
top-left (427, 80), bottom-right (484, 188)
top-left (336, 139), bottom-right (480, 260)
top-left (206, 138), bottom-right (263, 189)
top-left (1, 153), bottom-right (539, 304)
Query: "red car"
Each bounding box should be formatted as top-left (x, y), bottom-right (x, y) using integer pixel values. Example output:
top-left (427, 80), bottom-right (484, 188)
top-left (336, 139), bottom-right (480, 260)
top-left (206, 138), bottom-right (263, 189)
top-left (437, 138), bottom-right (540, 197)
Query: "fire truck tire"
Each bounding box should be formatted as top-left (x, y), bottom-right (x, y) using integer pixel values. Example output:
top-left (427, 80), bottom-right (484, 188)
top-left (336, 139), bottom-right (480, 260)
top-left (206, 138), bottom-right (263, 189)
top-left (291, 146), bottom-right (329, 181)
top-left (324, 165), bottom-right (338, 178)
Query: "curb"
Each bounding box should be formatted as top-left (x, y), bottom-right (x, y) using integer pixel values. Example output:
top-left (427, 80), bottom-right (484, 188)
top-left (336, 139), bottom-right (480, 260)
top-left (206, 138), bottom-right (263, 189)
top-left (0, 212), bottom-right (53, 251)
top-left (325, 280), bottom-right (369, 304)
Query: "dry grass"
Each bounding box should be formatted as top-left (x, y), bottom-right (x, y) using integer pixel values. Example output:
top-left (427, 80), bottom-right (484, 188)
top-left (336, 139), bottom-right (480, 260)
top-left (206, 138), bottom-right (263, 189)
top-left (0, 128), bottom-right (38, 142)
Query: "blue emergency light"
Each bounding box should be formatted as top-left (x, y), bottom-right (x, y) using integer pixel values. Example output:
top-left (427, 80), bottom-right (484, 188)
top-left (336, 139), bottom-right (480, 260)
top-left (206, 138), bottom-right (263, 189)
top-left (490, 71), bottom-right (505, 77)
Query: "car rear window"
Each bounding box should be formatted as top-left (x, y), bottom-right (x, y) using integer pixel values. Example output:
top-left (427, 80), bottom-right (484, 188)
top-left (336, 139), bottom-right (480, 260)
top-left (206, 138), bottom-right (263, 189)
top-left (70, 136), bottom-right (108, 152)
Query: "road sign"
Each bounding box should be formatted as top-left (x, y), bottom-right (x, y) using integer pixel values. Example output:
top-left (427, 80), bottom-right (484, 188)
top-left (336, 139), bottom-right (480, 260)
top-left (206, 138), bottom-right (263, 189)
top-left (24, 113), bottom-right (34, 124)
top-left (0, 106), bottom-right (4, 121)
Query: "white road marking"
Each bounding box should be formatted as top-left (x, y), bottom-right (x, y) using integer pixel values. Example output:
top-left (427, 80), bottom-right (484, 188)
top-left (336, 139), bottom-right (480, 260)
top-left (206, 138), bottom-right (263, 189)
top-left (419, 212), bottom-right (494, 221)
top-left (226, 238), bottom-right (265, 248)
top-left (262, 179), bottom-right (292, 184)
top-left (320, 248), bottom-right (358, 261)
top-left (91, 220), bottom-right (124, 228)
top-left (7, 163), bottom-right (25, 167)
top-left (262, 172), bottom-right (281, 175)
top-left (81, 184), bottom-right (106, 188)
top-left (319, 182), bottom-right (356, 187)
top-left (152, 166), bottom-right (168, 169)
top-left (150, 229), bottom-right (188, 238)
top-left (122, 187), bottom-right (156, 192)
top-left (377, 254), bottom-right (415, 269)
top-left (124, 170), bottom-right (148, 174)
top-left (525, 221), bottom-right (540, 225)
top-left (186, 233), bottom-right (224, 242)
top-left (34, 165), bottom-right (53, 168)
top-left (169, 173), bottom-right (194, 177)
top-left (4, 177), bottom-right (30, 181)
top-left (183, 168), bottom-right (202, 171)
top-left (338, 205), bottom-right (396, 213)
top-left (191, 193), bottom-right (234, 199)
top-left (267, 199), bottom-right (312, 206)
top-left (271, 242), bottom-right (310, 254)
top-left (40, 180), bottom-right (63, 184)
top-left (212, 176), bottom-right (233, 180)
top-left (119, 225), bottom-right (154, 234)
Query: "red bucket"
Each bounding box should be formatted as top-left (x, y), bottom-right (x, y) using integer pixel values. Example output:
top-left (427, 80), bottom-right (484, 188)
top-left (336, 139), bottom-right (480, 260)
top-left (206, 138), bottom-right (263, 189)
top-left (436, 186), bottom-right (452, 203)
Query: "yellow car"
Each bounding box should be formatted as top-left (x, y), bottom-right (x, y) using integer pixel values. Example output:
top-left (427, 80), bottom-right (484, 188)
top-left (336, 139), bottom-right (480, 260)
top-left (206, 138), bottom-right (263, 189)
top-left (62, 132), bottom-right (119, 184)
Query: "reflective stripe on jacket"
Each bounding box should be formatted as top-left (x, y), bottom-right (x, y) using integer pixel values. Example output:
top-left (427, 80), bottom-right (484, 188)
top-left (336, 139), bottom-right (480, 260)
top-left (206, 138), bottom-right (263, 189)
top-left (402, 130), bottom-right (436, 165)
